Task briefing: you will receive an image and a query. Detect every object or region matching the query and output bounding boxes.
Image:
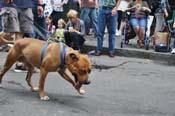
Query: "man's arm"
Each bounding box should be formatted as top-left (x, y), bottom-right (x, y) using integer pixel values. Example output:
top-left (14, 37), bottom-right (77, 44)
top-left (37, 0), bottom-right (44, 17)
top-left (78, 0), bottom-right (81, 8)
top-left (111, 0), bottom-right (121, 16)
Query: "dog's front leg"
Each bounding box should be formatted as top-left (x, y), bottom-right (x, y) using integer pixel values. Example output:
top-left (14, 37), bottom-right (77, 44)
top-left (75, 82), bottom-right (86, 95)
top-left (39, 68), bottom-right (49, 101)
top-left (58, 69), bottom-right (76, 87)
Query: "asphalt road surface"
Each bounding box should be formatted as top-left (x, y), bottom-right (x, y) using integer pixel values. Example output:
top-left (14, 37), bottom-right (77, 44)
top-left (0, 52), bottom-right (175, 116)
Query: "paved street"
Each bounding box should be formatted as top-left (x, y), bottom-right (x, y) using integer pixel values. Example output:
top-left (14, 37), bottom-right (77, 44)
top-left (0, 52), bottom-right (175, 116)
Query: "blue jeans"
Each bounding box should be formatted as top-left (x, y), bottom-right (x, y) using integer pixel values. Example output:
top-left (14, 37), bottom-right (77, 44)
top-left (0, 16), bottom-right (2, 32)
top-left (80, 7), bottom-right (98, 36)
top-left (64, 31), bottom-right (85, 50)
top-left (96, 8), bottom-right (118, 53)
top-left (173, 29), bottom-right (175, 48)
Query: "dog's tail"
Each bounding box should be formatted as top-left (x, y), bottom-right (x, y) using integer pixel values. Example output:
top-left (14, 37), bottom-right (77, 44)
top-left (0, 33), bottom-right (14, 45)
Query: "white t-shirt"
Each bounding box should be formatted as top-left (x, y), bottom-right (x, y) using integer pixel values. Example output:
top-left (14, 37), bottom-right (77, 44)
top-left (117, 0), bottom-right (130, 12)
top-left (52, 0), bottom-right (68, 12)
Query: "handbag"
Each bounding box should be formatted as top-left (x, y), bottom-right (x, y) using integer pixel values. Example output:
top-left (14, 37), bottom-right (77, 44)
top-left (153, 32), bottom-right (169, 52)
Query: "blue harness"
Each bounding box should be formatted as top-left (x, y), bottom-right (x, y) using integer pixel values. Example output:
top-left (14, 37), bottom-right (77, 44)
top-left (40, 42), bottom-right (49, 62)
top-left (59, 42), bottom-right (69, 69)
top-left (40, 42), bottom-right (69, 69)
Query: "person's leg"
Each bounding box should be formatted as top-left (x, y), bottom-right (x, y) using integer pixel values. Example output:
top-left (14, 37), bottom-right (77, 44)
top-left (154, 13), bottom-right (165, 32)
top-left (80, 7), bottom-right (91, 35)
top-left (138, 18), bottom-right (147, 43)
top-left (0, 16), bottom-right (2, 32)
top-left (78, 35), bottom-right (85, 47)
top-left (64, 31), bottom-right (72, 47)
top-left (146, 15), bottom-right (154, 37)
top-left (171, 29), bottom-right (175, 54)
top-left (116, 11), bottom-right (122, 34)
top-left (69, 32), bottom-right (80, 50)
top-left (130, 18), bottom-right (142, 47)
top-left (172, 23), bottom-right (175, 48)
top-left (89, 8), bottom-right (98, 37)
top-left (117, 11), bottom-right (125, 36)
top-left (1, 8), bottom-right (19, 50)
top-left (96, 9), bottom-right (106, 54)
top-left (130, 18), bottom-right (140, 35)
top-left (15, 8), bottom-right (34, 72)
top-left (107, 10), bottom-right (118, 56)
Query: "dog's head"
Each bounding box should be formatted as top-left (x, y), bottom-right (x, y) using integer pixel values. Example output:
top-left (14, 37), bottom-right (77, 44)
top-left (66, 49), bottom-right (91, 85)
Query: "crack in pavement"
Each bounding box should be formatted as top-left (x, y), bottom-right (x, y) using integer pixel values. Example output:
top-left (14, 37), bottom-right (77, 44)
top-left (4, 80), bottom-right (25, 89)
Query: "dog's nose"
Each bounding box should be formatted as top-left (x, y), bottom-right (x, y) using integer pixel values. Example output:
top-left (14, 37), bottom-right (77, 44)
top-left (83, 80), bottom-right (91, 85)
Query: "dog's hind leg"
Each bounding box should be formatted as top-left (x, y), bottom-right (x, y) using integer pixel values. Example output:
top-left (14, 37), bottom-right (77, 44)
top-left (0, 50), bottom-right (19, 86)
top-left (25, 64), bottom-right (38, 92)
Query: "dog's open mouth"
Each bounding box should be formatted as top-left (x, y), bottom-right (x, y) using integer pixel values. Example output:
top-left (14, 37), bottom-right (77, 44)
top-left (83, 80), bottom-right (91, 85)
top-left (73, 74), bottom-right (91, 85)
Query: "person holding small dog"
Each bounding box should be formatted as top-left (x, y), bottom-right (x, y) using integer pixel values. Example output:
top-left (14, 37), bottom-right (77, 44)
top-left (64, 9), bottom-right (85, 51)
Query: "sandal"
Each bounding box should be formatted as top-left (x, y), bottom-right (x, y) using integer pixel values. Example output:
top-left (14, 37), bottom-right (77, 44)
top-left (136, 40), bottom-right (142, 48)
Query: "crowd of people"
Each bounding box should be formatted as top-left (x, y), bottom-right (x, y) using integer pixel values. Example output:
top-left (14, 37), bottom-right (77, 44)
top-left (0, 0), bottom-right (175, 72)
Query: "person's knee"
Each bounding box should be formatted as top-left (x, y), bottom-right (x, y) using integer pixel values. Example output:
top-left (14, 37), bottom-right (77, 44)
top-left (133, 27), bottom-right (139, 34)
top-left (70, 32), bottom-right (78, 37)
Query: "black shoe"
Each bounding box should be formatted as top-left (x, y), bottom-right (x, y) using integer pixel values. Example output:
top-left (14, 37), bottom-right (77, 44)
top-left (14, 65), bottom-right (28, 73)
top-left (108, 53), bottom-right (115, 58)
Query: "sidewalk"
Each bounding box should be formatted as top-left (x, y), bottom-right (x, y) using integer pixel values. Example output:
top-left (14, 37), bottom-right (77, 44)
top-left (83, 34), bottom-right (175, 65)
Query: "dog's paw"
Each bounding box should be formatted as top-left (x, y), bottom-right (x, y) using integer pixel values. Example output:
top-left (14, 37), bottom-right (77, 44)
top-left (31, 87), bottom-right (39, 92)
top-left (40, 96), bottom-right (50, 101)
top-left (78, 89), bottom-right (86, 95)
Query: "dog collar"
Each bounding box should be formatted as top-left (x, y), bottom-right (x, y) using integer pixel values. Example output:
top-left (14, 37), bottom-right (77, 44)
top-left (59, 41), bottom-right (69, 69)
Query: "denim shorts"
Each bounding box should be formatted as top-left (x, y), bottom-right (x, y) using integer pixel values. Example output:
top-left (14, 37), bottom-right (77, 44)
top-left (130, 18), bottom-right (147, 28)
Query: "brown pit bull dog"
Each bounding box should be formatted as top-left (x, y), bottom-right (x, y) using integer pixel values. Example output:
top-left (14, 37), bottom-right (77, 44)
top-left (0, 33), bottom-right (91, 101)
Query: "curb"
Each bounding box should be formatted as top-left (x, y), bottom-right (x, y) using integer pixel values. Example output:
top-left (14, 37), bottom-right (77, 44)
top-left (82, 45), bottom-right (175, 66)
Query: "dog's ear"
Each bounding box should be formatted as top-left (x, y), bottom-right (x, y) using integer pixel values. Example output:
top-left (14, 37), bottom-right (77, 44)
top-left (69, 53), bottom-right (79, 62)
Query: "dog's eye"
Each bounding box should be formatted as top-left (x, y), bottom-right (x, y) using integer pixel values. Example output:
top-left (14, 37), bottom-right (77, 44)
top-left (79, 70), bottom-right (86, 75)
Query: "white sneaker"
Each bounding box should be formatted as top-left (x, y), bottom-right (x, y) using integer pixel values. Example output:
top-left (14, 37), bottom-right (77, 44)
top-left (116, 31), bottom-right (122, 36)
top-left (171, 48), bottom-right (175, 54)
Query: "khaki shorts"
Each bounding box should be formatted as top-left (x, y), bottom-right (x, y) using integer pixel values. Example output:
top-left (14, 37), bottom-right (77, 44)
top-left (2, 7), bottom-right (34, 33)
